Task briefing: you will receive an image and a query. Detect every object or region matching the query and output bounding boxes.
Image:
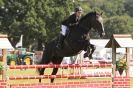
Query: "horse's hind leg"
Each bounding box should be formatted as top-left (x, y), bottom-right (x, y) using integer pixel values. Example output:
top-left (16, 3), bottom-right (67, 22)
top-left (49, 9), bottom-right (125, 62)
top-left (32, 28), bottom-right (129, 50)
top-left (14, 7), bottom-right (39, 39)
top-left (51, 57), bottom-right (63, 83)
top-left (38, 51), bottom-right (50, 83)
top-left (39, 68), bottom-right (45, 83)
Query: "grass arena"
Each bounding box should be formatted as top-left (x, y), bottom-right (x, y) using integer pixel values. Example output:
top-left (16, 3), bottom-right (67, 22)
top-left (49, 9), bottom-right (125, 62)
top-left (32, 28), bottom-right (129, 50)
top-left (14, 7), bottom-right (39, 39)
top-left (0, 64), bottom-right (131, 88)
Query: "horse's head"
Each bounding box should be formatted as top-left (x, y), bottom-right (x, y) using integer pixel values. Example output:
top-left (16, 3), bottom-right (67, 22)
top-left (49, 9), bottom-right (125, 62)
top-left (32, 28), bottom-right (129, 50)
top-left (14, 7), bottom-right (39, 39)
top-left (80, 11), bottom-right (105, 38)
top-left (90, 11), bottom-right (105, 38)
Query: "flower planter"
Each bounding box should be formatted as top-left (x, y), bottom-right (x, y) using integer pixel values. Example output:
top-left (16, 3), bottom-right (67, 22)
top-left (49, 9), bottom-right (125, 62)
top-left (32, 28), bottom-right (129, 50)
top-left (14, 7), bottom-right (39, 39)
top-left (118, 68), bottom-right (124, 75)
top-left (116, 56), bottom-right (127, 76)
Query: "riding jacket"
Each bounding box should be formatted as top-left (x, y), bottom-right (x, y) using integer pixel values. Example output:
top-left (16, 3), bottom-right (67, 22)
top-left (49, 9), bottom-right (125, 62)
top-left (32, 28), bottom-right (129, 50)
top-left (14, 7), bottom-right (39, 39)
top-left (62, 13), bottom-right (80, 29)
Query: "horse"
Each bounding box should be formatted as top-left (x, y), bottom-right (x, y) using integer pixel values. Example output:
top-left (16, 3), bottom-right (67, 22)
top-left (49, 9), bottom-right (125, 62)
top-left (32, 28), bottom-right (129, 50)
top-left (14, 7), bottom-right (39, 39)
top-left (37, 11), bottom-right (105, 83)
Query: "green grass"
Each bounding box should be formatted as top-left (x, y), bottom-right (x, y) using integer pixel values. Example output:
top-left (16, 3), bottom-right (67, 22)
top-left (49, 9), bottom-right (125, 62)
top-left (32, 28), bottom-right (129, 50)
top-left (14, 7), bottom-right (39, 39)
top-left (131, 78), bottom-right (133, 87)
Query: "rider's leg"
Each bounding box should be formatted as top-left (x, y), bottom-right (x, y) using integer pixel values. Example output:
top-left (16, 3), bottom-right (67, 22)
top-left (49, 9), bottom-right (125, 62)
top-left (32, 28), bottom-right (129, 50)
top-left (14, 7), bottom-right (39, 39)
top-left (56, 25), bottom-right (68, 49)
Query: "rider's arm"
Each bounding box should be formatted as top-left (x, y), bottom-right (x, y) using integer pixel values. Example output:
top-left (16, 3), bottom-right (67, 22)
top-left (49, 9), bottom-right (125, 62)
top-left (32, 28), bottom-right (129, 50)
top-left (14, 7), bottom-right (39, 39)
top-left (66, 14), bottom-right (79, 27)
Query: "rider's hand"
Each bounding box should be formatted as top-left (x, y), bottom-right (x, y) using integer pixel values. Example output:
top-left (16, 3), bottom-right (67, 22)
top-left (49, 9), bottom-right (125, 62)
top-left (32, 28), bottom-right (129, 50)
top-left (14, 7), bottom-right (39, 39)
top-left (69, 22), bottom-right (78, 27)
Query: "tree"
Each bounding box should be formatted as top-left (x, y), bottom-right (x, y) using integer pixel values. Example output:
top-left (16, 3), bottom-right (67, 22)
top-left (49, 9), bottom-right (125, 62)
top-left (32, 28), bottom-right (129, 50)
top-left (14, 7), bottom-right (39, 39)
top-left (104, 15), bottom-right (133, 38)
top-left (0, 0), bottom-right (77, 50)
top-left (124, 0), bottom-right (133, 17)
top-left (0, 0), bottom-right (133, 50)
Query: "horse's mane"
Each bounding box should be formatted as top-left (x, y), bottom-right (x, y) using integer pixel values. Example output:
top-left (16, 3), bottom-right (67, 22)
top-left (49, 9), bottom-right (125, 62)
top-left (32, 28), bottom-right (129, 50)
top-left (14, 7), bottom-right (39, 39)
top-left (79, 11), bottom-right (97, 22)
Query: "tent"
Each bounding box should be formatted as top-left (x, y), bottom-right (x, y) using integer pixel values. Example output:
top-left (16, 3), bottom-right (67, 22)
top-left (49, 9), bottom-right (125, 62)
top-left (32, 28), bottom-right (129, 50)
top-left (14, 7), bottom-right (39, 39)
top-left (0, 34), bottom-right (14, 49)
top-left (0, 34), bottom-right (14, 59)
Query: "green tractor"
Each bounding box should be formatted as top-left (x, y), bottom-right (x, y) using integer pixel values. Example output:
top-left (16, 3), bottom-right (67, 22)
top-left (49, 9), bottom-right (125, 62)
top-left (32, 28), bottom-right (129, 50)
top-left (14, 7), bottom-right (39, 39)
top-left (7, 48), bottom-right (34, 65)
top-left (7, 53), bottom-right (17, 65)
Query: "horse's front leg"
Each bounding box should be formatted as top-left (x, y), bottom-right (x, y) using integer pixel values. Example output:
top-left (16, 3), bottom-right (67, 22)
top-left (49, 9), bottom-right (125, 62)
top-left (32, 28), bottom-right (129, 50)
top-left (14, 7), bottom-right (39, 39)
top-left (84, 44), bottom-right (96, 59)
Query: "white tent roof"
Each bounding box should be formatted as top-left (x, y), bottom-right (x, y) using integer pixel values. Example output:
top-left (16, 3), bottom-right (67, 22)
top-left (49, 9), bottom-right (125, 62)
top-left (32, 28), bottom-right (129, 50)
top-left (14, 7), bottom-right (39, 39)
top-left (105, 34), bottom-right (133, 48)
top-left (0, 34), bottom-right (14, 49)
top-left (90, 39), bottom-right (109, 47)
top-left (115, 38), bottom-right (133, 47)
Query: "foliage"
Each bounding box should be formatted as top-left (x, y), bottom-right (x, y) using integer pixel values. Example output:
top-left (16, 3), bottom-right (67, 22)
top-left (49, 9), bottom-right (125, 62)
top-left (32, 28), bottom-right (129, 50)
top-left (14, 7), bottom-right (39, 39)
top-left (0, 0), bottom-right (133, 50)
top-left (124, 0), bottom-right (133, 17)
top-left (104, 15), bottom-right (133, 38)
top-left (0, 0), bottom-right (78, 50)
top-left (0, 63), bottom-right (3, 71)
top-left (116, 56), bottom-right (128, 71)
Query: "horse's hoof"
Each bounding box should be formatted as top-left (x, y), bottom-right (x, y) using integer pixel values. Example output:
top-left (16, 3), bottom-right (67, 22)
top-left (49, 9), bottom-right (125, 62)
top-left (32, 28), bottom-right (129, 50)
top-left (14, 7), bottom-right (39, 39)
top-left (39, 79), bottom-right (41, 83)
top-left (84, 53), bottom-right (88, 58)
top-left (89, 55), bottom-right (93, 59)
top-left (51, 80), bottom-right (54, 83)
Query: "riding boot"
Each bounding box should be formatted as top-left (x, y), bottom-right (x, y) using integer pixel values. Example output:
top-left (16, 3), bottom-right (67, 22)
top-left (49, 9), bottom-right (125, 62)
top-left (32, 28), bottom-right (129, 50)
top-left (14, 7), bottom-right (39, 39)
top-left (56, 34), bottom-right (65, 49)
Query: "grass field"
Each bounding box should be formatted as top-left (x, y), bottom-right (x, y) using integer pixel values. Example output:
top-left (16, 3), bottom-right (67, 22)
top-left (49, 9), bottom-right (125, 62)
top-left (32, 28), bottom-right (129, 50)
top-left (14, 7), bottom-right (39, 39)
top-left (0, 68), bottom-right (133, 87)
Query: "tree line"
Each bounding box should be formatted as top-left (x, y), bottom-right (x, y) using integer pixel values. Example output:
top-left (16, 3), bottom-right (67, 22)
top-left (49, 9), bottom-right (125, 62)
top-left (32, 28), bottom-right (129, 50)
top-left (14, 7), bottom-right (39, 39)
top-left (0, 0), bottom-right (133, 50)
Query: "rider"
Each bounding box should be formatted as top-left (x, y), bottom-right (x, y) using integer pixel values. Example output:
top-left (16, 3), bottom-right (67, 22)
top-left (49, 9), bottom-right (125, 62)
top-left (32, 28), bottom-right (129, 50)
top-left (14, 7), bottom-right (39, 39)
top-left (56, 6), bottom-right (83, 49)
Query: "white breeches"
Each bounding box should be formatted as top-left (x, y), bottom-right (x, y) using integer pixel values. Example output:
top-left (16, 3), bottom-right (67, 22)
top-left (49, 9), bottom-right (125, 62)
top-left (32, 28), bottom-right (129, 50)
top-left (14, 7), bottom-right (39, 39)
top-left (60, 25), bottom-right (68, 36)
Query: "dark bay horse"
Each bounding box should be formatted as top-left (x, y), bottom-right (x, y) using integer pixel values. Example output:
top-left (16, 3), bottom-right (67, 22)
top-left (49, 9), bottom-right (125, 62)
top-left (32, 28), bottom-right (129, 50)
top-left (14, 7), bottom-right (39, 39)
top-left (38, 11), bottom-right (105, 83)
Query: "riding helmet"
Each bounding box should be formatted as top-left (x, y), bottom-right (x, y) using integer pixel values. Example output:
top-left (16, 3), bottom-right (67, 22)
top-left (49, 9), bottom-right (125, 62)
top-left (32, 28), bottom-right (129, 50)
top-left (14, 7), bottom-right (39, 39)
top-left (75, 6), bottom-right (83, 12)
